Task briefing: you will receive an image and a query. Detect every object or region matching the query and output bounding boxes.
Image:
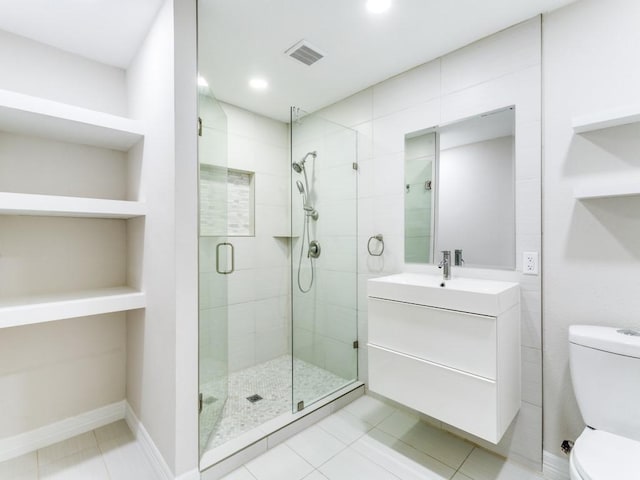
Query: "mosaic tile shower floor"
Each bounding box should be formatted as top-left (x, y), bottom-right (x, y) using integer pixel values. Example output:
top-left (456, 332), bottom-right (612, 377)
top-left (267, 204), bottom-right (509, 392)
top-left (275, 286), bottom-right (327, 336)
top-left (204, 355), bottom-right (349, 450)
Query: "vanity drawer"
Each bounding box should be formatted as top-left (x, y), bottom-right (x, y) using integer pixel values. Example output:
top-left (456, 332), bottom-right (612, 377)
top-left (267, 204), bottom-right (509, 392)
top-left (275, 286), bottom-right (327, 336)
top-left (368, 297), bottom-right (496, 379)
top-left (368, 344), bottom-right (500, 443)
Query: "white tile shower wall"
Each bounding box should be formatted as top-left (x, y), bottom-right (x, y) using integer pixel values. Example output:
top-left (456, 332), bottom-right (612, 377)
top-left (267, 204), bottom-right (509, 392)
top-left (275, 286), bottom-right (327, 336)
top-left (542, 0), bottom-right (640, 459)
top-left (318, 17), bottom-right (543, 469)
top-left (219, 103), bottom-right (290, 372)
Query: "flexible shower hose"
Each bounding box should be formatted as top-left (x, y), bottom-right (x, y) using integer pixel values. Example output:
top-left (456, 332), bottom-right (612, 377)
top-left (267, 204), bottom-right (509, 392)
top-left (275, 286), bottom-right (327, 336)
top-left (296, 209), bottom-right (314, 293)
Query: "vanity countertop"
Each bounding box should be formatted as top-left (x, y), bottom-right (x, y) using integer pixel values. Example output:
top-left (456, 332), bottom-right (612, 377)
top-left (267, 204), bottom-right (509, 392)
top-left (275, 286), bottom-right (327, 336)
top-left (368, 273), bottom-right (519, 316)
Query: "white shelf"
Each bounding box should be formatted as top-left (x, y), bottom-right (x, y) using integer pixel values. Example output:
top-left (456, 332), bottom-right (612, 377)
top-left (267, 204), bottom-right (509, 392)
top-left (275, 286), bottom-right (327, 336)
top-left (0, 88), bottom-right (144, 151)
top-left (0, 287), bottom-right (145, 329)
top-left (574, 181), bottom-right (640, 200)
top-left (572, 105), bottom-right (640, 133)
top-left (0, 192), bottom-right (146, 219)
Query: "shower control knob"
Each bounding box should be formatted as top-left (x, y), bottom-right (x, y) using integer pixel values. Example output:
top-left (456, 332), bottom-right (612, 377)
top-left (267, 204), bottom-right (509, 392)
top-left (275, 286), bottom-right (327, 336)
top-left (308, 240), bottom-right (321, 259)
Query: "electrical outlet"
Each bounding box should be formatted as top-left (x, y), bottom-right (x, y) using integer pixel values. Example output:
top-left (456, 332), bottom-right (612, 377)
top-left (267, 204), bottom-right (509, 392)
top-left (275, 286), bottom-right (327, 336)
top-left (523, 251), bottom-right (539, 275)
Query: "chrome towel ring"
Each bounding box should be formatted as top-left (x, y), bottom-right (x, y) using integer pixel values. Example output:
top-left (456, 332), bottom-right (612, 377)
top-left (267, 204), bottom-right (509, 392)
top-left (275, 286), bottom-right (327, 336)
top-left (367, 234), bottom-right (384, 256)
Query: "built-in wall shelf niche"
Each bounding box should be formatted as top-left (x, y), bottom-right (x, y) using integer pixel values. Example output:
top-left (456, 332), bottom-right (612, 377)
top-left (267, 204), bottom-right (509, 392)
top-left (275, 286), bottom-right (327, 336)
top-left (0, 87), bottom-right (147, 331)
top-left (0, 287), bottom-right (145, 329)
top-left (200, 165), bottom-right (255, 236)
top-left (572, 104), bottom-right (640, 133)
top-left (0, 192), bottom-right (146, 219)
top-left (573, 178), bottom-right (640, 200)
top-left (0, 88), bottom-right (144, 151)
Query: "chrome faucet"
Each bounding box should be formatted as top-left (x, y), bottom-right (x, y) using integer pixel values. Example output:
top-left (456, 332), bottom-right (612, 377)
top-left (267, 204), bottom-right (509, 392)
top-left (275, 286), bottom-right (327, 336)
top-left (438, 250), bottom-right (451, 281)
top-left (454, 249), bottom-right (465, 266)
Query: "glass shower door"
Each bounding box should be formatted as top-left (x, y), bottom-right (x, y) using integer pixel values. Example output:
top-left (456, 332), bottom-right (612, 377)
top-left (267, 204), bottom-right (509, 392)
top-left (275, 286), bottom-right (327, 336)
top-left (290, 107), bottom-right (358, 411)
top-left (198, 89), bottom-right (230, 454)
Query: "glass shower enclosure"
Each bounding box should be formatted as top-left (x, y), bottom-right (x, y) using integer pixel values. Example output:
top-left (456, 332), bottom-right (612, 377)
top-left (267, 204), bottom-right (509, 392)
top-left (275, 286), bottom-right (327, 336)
top-left (197, 89), bottom-right (230, 454)
top-left (197, 102), bottom-right (359, 466)
top-left (290, 108), bottom-right (359, 412)
top-left (197, 4), bottom-right (359, 462)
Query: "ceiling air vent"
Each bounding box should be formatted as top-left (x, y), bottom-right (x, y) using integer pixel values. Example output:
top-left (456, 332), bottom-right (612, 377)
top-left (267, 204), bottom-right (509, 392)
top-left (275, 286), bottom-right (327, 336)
top-left (285, 40), bottom-right (325, 66)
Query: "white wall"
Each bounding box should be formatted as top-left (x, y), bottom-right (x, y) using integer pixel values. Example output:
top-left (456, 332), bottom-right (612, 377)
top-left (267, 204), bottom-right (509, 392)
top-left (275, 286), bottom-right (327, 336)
top-left (125, 0), bottom-right (178, 471)
top-left (542, 0), bottom-right (640, 457)
top-left (438, 136), bottom-right (515, 269)
top-left (219, 103), bottom-right (290, 372)
top-left (318, 17), bottom-right (543, 469)
top-left (173, 0), bottom-right (199, 474)
top-left (0, 29), bottom-right (126, 116)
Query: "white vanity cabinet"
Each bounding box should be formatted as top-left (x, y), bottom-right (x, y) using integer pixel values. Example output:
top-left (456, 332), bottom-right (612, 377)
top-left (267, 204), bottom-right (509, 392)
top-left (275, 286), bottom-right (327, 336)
top-left (367, 273), bottom-right (520, 444)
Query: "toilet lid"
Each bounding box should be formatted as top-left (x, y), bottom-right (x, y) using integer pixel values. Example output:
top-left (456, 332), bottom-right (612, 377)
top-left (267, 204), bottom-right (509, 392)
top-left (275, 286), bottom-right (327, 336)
top-left (573, 429), bottom-right (640, 480)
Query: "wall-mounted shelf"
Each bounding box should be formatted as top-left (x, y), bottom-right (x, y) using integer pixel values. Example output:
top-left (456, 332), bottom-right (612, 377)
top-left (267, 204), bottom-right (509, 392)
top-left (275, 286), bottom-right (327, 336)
top-left (0, 88), bottom-right (144, 151)
top-left (572, 105), bottom-right (640, 133)
top-left (574, 180), bottom-right (640, 200)
top-left (273, 234), bottom-right (299, 239)
top-left (0, 287), bottom-right (145, 329)
top-left (0, 192), bottom-right (146, 219)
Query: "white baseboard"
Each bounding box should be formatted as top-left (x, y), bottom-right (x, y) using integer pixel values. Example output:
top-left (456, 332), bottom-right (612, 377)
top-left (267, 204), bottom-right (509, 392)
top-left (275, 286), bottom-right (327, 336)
top-left (125, 401), bottom-right (174, 480)
top-left (543, 450), bottom-right (570, 480)
top-left (0, 400), bottom-right (126, 463)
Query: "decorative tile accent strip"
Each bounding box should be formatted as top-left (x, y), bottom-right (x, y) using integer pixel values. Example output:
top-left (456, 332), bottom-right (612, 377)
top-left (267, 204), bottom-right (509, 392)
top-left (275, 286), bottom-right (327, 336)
top-left (200, 165), bottom-right (253, 236)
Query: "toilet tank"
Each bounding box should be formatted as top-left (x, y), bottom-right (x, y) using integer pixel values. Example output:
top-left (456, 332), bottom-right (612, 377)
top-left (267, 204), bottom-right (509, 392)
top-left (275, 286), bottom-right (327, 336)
top-left (569, 325), bottom-right (640, 442)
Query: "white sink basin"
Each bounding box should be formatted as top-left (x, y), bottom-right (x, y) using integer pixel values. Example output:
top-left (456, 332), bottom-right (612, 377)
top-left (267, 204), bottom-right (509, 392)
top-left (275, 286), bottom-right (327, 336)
top-left (367, 273), bottom-right (519, 316)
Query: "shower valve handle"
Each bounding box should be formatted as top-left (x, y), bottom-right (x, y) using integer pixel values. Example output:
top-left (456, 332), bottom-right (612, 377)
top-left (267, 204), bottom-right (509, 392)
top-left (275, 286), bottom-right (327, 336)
top-left (308, 240), bottom-right (321, 259)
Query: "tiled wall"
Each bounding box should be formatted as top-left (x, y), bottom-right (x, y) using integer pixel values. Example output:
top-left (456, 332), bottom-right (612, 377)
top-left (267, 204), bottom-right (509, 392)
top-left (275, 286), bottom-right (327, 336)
top-left (219, 103), bottom-right (291, 373)
top-left (317, 17), bottom-right (543, 469)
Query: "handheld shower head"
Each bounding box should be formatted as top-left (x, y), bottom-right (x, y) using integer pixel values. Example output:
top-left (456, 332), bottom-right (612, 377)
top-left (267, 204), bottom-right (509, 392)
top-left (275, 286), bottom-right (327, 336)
top-left (296, 178), bottom-right (308, 202)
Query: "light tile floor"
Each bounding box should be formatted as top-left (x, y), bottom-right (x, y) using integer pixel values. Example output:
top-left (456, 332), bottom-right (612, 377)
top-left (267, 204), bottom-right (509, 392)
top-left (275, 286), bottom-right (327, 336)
top-left (1, 395), bottom-right (549, 480)
top-left (0, 420), bottom-right (157, 480)
top-left (221, 395), bottom-right (547, 480)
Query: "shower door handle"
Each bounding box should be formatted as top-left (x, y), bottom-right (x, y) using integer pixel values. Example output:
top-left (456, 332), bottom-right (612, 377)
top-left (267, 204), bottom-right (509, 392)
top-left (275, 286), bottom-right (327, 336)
top-left (216, 242), bottom-right (235, 274)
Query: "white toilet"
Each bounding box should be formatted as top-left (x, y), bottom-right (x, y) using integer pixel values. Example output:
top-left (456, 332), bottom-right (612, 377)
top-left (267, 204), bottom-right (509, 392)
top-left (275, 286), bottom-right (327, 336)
top-left (568, 325), bottom-right (640, 479)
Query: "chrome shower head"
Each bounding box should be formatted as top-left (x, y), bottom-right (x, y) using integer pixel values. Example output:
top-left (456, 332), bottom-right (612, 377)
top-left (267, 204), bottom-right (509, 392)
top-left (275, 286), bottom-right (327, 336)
top-left (296, 180), bottom-right (305, 194)
top-left (292, 151), bottom-right (317, 174)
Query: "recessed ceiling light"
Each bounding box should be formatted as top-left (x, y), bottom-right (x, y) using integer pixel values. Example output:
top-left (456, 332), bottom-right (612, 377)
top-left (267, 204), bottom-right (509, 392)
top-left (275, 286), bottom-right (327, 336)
top-left (366, 0), bottom-right (391, 14)
top-left (249, 77), bottom-right (269, 90)
top-left (197, 75), bottom-right (209, 87)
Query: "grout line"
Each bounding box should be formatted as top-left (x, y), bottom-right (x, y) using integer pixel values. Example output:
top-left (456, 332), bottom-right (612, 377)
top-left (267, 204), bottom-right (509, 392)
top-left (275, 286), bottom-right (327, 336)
top-left (452, 446), bottom-right (476, 479)
top-left (100, 429), bottom-right (114, 480)
top-left (282, 443), bottom-right (315, 474)
top-left (305, 429), bottom-right (350, 471)
top-left (345, 445), bottom-right (404, 480)
top-left (242, 464), bottom-right (259, 480)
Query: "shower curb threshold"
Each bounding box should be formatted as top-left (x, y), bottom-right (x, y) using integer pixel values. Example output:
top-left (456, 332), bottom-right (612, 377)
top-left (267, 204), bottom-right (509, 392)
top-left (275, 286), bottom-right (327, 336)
top-left (200, 381), bottom-right (364, 478)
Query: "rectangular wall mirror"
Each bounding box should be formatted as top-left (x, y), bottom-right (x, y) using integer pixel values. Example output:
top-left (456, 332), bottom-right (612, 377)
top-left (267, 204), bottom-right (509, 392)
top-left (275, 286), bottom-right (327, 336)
top-left (404, 106), bottom-right (516, 270)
